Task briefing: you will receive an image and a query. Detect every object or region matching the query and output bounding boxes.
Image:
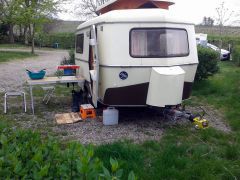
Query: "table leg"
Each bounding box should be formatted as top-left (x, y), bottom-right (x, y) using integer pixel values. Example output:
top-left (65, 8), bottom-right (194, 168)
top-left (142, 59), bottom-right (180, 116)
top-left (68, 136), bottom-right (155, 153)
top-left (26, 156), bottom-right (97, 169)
top-left (29, 85), bottom-right (34, 115)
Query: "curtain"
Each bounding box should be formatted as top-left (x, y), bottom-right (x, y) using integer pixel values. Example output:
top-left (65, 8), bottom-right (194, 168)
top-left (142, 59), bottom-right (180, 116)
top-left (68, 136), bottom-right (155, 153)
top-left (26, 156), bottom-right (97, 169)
top-left (131, 31), bottom-right (147, 56)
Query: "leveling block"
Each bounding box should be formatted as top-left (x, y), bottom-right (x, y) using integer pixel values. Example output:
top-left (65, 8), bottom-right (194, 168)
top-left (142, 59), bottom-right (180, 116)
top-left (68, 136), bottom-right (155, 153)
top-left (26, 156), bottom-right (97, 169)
top-left (55, 113), bottom-right (82, 124)
top-left (80, 104), bottom-right (96, 120)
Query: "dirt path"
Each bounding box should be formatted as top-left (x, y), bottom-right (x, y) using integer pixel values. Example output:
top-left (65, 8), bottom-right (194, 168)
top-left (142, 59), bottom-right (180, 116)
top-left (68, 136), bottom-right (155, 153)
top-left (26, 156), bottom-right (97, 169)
top-left (0, 48), bottom-right (68, 91)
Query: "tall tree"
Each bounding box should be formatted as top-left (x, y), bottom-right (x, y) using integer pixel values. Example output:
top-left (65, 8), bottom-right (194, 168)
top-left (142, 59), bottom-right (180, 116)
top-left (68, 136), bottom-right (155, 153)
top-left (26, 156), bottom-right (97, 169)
top-left (215, 1), bottom-right (235, 60)
top-left (201, 16), bottom-right (214, 26)
top-left (215, 1), bottom-right (234, 36)
top-left (0, 0), bottom-right (18, 43)
top-left (16, 0), bottom-right (61, 54)
top-left (75, 0), bottom-right (100, 20)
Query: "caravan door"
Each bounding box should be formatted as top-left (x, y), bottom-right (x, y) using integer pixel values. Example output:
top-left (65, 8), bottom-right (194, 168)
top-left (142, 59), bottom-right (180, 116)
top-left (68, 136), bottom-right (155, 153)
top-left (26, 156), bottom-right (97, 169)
top-left (89, 25), bottom-right (100, 108)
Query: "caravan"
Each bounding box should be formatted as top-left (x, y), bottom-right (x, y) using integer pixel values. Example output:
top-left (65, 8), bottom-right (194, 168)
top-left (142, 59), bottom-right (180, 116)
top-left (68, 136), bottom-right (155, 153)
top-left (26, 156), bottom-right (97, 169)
top-left (75, 9), bottom-right (198, 108)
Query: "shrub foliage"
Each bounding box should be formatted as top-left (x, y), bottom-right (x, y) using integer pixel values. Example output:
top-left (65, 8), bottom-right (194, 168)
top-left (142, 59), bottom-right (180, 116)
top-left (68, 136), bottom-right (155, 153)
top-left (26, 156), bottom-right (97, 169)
top-left (35, 33), bottom-right (75, 49)
top-left (0, 124), bottom-right (135, 179)
top-left (195, 46), bottom-right (219, 81)
top-left (61, 49), bottom-right (75, 65)
top-left (208, 35), bottom-right (240, 50)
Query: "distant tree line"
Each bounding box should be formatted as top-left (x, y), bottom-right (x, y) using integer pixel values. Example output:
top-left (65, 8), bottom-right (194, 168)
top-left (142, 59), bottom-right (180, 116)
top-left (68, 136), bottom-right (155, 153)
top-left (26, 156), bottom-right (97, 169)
top-left (201, 17), bottom-right (215, 26)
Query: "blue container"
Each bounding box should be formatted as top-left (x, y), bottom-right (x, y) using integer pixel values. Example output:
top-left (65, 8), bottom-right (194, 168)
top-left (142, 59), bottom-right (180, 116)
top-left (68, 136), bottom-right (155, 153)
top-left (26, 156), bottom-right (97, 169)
top-left (64, 69), bottom-right (74, 76)
top-left (27, 70), bottom-right (46, 80)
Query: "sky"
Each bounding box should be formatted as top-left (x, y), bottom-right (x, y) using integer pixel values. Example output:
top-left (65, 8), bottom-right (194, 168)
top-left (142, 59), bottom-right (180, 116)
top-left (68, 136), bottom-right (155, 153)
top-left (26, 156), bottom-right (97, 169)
top-left (58, 0), bottom-right (240, 25)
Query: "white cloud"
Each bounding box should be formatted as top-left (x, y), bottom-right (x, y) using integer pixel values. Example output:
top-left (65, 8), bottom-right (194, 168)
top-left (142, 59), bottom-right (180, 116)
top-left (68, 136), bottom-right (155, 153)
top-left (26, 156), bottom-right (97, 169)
top-left (169, 0), bottom-right (239, 25)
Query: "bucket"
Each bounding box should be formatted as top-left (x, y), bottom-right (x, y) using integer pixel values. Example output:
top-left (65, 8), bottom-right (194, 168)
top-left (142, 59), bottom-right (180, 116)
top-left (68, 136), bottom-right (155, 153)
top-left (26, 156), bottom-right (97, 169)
top-left (103, 107), bottom-right (119, 125)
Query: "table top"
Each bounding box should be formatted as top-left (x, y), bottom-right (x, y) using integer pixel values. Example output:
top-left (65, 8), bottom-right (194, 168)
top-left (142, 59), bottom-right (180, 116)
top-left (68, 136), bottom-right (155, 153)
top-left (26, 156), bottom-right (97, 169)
top-left (27, 76), bottom-right (85, 85)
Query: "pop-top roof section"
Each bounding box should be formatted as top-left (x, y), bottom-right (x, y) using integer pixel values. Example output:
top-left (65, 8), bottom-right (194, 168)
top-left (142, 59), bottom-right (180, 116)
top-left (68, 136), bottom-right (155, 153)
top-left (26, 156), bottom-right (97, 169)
top-left (97, 0), bottom-right (175, 14)
top-left (77, 9), bottom-right (194, 30)
top-left (97, 0), bottom-right (118, 11)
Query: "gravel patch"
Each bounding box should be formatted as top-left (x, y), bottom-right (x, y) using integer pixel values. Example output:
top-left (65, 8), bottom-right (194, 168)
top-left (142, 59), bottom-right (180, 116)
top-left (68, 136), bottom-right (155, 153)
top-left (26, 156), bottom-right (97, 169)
top-left (0, 48), bottom-right (68, 91)
top-left (50, 105), bottom-right (231, 145)
top-left (1, 98), bottom-right (231, 145)
top-left (52, 108), bottom-right (165, 145)
top-left (4, 106), bottom-right (166, 145)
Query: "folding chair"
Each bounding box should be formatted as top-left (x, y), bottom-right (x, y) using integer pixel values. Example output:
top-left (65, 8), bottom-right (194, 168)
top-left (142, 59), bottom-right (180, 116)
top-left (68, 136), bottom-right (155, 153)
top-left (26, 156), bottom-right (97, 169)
top-left (42, 86), bottom-right (55, 104)
top-left (1, 69), bottom-right (28, 114)
top-left (4, 91), bottom-right (27, 114)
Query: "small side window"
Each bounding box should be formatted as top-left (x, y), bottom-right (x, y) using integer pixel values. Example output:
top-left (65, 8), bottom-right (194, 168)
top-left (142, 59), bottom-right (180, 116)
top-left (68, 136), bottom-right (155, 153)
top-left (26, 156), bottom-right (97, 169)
top-left (76, 34), bottom-right (84, 54)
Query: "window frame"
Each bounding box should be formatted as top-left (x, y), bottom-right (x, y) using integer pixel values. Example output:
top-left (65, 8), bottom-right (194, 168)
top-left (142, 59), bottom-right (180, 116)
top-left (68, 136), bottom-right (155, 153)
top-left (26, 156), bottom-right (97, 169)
top-left (129, 28), bottom-right (190, 58)
top-left (76, 33), bottom-right (84, 54)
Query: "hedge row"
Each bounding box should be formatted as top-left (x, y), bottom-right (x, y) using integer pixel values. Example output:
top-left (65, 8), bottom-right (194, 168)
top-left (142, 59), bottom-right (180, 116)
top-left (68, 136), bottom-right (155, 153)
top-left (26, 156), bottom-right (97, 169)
top-left (208, 35), bottom-right (240, 50)
top-left (196, 46), bottom-right (219, 81)
top-left (35, 33), bottom-right (75, 49)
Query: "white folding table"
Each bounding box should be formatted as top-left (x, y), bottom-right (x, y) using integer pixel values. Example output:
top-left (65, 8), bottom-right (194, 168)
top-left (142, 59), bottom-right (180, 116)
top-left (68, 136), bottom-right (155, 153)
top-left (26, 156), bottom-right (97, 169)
top-left (27, 76), bottom-right (85, 115)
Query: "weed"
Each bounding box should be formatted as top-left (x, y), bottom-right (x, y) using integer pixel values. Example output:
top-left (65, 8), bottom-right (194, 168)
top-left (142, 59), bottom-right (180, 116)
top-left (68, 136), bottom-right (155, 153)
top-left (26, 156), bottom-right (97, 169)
top-left (0, 121), bottom-right (135, 179)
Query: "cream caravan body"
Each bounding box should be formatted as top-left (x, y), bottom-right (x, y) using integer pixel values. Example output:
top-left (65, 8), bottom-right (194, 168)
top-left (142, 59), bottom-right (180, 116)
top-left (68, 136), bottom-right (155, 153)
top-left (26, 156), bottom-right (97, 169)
top-left (75, 9), bottom-right (198, 107)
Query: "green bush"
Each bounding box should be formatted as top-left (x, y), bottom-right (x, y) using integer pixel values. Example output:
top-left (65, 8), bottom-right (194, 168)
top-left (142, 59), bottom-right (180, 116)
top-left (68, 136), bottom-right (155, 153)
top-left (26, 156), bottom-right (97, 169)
top-left (232, 45), bottom-right (240, 66)
top-left (35, 33), bottom-right (75, 49)
top-left (60, 49), bottom-right (75, 65)
top-left (0, 124), bottom-right (135, 179)
top-left (195, 46), bottom-right (219, 81)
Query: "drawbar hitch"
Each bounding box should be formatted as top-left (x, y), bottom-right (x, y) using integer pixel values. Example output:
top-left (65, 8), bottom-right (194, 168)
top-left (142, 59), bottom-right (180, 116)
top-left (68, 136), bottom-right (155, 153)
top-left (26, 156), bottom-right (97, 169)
top-left (163, 106), bottom-right (209, 129)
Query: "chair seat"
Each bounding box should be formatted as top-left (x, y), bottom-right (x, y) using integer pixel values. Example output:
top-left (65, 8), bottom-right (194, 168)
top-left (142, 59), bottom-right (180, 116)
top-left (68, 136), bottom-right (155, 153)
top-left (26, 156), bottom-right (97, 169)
top-left (5, 91), bottom-right (25, 96)
top-left (4, 91), bottom-right (26, 113)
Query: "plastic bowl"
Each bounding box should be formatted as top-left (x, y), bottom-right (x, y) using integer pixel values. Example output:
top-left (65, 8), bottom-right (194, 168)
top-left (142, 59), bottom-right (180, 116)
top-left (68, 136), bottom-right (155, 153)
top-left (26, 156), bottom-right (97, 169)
top-left (27, 70), bottom-right (46, 80)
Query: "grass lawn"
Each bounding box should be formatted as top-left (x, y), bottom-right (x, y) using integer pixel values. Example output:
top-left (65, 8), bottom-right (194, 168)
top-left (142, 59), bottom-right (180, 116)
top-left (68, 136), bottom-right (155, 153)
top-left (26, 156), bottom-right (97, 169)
top-left (193, 62), bottom-right (240, 131)
top-left (0, 43), bottom-right (29, 48)
top-left (94, 61), bottom-right (240, 179)
top-left (0, 51), bottom-right (37, 63)
top-left (0, 43), bottom-right (69, 50)
top-left (0, 62), bottom-right (239, 179)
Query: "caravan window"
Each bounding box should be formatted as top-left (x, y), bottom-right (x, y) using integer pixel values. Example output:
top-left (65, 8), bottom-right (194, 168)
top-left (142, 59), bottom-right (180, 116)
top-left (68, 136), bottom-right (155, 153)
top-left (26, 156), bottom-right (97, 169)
top-left (130, 28), bottom-right (189, 58)
top-left (76, 34), bottom-right (84, 54)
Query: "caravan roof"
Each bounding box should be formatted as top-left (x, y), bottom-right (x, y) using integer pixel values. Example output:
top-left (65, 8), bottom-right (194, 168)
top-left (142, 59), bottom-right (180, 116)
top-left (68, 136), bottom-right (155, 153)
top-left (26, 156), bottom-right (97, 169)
top-left (77, 9), bottom-right (194, 30)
